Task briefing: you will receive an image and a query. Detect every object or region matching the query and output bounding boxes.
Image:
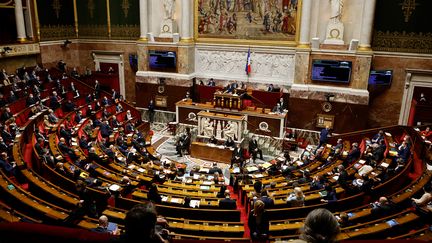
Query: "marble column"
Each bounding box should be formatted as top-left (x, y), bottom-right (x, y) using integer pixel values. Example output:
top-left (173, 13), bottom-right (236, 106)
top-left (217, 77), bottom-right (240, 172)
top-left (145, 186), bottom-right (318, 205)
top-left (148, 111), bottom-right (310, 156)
top-left (297, 0), bottom-right (312, 48)
top-left (14, 0), bottom-right (26, 42)
top-left (139, 0), bottom-right (148, 41)
top-left (181, 0), bottom-right (193, 42)
top-left (359, 0), bottom-right (377, 51)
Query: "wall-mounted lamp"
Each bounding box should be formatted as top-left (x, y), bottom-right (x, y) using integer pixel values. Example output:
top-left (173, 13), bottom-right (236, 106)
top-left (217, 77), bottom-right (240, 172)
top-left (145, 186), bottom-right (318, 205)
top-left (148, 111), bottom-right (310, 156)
top-left (61, 40), bottom-right (72, 48)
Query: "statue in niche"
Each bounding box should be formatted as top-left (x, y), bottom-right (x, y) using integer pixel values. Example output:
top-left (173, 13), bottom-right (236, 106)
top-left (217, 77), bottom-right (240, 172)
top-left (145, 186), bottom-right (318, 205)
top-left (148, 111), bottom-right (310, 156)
top-left (223, 121), bottom-right (238, 140)
top-left (163, 0), bottom-right (175, 20)
top-left (329, 0), bottom-right (344, 23)
top-left (202, 118), bottom-right (214, 137)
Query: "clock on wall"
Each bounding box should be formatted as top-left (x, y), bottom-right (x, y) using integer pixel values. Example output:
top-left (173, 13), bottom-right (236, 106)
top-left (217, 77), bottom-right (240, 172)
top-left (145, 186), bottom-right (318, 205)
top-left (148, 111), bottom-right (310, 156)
top-left (162, 25), bottom-right (170, 33)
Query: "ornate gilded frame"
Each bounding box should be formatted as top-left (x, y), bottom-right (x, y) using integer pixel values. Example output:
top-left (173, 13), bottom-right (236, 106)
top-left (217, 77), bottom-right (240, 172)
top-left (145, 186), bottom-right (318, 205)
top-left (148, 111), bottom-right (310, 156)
top-left (194, 0), bottom-right (302, 46)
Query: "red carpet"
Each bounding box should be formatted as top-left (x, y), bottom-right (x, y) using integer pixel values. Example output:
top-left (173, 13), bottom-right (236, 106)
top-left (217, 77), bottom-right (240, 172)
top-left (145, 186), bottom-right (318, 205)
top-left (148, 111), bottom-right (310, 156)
top-left (228, 185), bottom-right (250, 238)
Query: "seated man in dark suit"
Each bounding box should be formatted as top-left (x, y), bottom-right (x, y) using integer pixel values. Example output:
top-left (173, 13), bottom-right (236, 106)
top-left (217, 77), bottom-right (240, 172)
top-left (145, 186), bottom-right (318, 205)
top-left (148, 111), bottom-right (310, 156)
top-left (397, 141), bottom-right (411, 162)
top-left (59, 124), bottom-right (72, 143)
top-left (58, 137), bottom-right (78, 161)
top-left (344, 142), bottom-right (360, 166)
top-left (249, 136), bottom-right (263, 161)
top-left (88, 147), bottom-right (102, 164)
top-left (231, 143), bottom-right (243, 168)
top-left (225, 136), bottom-right (235, 148)
top-left (209, 162), bottom-right (223, 175)
top-left (370, 197), bottom-right (393, 216)
top-left (26, 94), bottom-right (36, 107)
top-left (260, 190), bottom-right (275, 208)
top-left (75, 111), bottom-right (83, 124)
top-left (1, 107), bottom-right (13, 122)
top-left (64, 100), bottom-right (76, 112)
top-left (209, 135), bottom-right (218, 144)
top-left (219, 190), bottom-right (237, 209)
top-left (272, 103), bottom-right (282, 113)
top-left (79, 135), bottom-right (90, 151)
top-left (100, 121), bottom-right (113, 138)
top-left (34, 138), bottom-right (47, 157)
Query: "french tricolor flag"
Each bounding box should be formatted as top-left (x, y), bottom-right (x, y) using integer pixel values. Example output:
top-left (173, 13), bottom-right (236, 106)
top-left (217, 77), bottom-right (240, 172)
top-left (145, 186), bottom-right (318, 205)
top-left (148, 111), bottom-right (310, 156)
top-left (245, 48), bottom-right (251, 76)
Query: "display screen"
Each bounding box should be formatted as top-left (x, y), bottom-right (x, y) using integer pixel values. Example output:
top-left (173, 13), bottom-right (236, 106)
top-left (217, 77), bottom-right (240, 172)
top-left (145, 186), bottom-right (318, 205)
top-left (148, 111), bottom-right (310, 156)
top-left (149, 51), bottom-right (176, 70)
top-left (311, 60), bottom-right (352, 83)
top-left (368, 70), bottom-right (393, 86)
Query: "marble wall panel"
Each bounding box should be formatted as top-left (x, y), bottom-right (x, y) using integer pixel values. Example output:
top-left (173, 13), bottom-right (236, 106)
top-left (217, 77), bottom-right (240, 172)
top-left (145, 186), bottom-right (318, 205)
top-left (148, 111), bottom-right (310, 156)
top-left (369, 55), bottom-right (432, 127)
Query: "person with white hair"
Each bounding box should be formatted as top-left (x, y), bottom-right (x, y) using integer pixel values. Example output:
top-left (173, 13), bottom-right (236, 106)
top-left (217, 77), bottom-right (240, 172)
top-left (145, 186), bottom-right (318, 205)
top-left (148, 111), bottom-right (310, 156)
top-left (91, 215), bottom-right (120, 235)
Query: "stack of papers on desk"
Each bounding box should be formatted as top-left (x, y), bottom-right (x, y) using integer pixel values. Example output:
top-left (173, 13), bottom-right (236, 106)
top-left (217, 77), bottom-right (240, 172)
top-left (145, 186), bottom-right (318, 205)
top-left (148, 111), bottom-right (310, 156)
top-left (161, 196), bottom-right (168, 202)
top-left (199, 168), bottom-right (210, 173)
top-left (193, 174), bottom-right (200, 180)
top-left (137, 168), bottom-right (145, 173)
top-left (385, 132), bottom-right (392, 137)
top-left (128, 165), bottom-right (136, 170)
top-left (233, 167), bottom-right (240, 173)
top-left (381, 162), bottom-right (390, 168)
top-left (247, 166), bottom-right (259, 172)
top-left (200, 185), bottom-right (210, 190)
top-left (109, 184), bottom-right (120, 191)
top-left (170, 198), bottom-right (181, 204)
top-left (262, 162), bottom-right (272, 169)
top-left (202, 181), bottom-right (212, 185)
top-left (190, 200), bottom-right (200, 208)
top-left (358, 160), bottom-right (366, 165)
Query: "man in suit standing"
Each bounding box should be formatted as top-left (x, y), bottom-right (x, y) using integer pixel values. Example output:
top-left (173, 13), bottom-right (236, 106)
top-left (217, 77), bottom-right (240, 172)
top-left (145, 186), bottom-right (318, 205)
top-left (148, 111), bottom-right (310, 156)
top-left (219, 190), bottom-right (237, 209)
top-left (50, 91), bottom-right (61, 110)
top-left (249, 136), bottom-right (263, 161)
top-left (278, 97), bottom-right (286, 111)
top-left (231, 143), bottom-right (243, 168)
top-left (317, 126), bottom-right (331, 150)
top-left (94, 80), bottom-right (100, 98)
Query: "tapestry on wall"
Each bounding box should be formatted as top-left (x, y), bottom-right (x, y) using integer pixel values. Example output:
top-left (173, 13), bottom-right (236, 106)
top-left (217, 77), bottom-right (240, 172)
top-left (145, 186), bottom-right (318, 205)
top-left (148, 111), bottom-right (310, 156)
top-left (196, 0), bottom-right (299, 43)
top-left (372, 0), bottom-right (432, 53)
top-left (37, 0), bottom-right (75, 41)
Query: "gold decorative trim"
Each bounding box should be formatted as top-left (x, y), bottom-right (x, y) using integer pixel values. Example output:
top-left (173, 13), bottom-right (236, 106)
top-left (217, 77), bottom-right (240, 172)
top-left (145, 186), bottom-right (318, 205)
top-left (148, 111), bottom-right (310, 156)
top-left (52, 0), bottom-right (62, 19)
top-left (40, 25), bottom-right (75, 41)
top-left (121, 0), bottom-right (130, 18)
top-left (296, 43), bottom-right (310, 49)
top-left (73, 0), bottom-right (78, 38)
top-left (373, 30), bottom-right (432, 54)
top-left (180, 37), bottom-right (194, 43)
top-left (193, 0), bottom-right (301, 46)
top-left (78, 25), bottom-right (108, 39)
top-left (357, 45), bottom-right (372, 52)
top-left (33, 0), bottom-right (40, 41)
top-left (110, 24), bottom-right (139, 40)
top-left (400, 0), bottom-right (419, 23)
top-left (107, 0), bottom-right (111, 38)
